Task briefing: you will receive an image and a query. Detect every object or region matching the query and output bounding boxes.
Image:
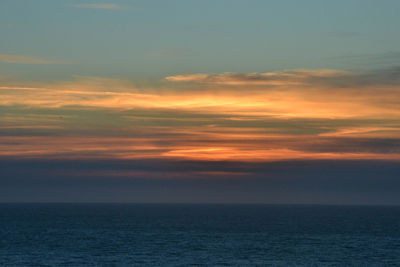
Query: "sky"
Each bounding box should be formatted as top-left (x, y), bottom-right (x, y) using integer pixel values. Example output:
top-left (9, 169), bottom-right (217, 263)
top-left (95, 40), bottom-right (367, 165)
top-left (1, 0), bottom-right (400, 204)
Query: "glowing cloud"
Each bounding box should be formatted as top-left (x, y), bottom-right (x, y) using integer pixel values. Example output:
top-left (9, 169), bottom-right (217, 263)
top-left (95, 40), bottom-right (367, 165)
top-left (1, 68), bottom-right (400, 163)
top-left (165, 69), bottom-right (351, 85)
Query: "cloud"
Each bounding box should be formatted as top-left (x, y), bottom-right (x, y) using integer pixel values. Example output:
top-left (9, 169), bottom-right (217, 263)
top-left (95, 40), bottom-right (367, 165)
top-left (71, 4), bottom-right (126, 10)
top-left (165, 67), bottom-right (400, 88)
top-left (1, 69), bottom-right (400, 122)
top-left (1, 67), bottom-right (400, 163)
top-left (1, 68), bottom-right (399, 204)
top-left (0, 54), bottom-right (68, 64)
top-left (1, 125), bottom-right (400, 162)
top-left (1, 158), bottom-right (400, 204)
top-left (328, 51), bottom-right (400, 68)
top-left (165, 69), bottom-right (351, 85)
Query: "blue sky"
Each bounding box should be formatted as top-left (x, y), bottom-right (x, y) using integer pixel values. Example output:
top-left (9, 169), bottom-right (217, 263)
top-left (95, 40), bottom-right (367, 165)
top-left (1, 0), bottom-right (400, 80)
top-left (1, 1), bottom-right (400, 203)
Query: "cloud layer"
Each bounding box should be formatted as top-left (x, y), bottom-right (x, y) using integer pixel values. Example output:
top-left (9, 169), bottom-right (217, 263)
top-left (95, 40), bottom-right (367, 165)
top-left (1, 67), bottom-right (400, 203)
top-left (1, 67), bottom-right (400, 164)
top-left (1, 158), bottom-right (400, 204)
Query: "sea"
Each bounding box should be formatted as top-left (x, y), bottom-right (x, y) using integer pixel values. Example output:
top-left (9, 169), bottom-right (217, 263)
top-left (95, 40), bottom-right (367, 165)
top-left (1, 204), bottom-right (400, 266)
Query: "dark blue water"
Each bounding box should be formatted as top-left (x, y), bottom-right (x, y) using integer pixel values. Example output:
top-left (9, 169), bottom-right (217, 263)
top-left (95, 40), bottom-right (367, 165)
top-left (1, 204), bottom-right (400, 266)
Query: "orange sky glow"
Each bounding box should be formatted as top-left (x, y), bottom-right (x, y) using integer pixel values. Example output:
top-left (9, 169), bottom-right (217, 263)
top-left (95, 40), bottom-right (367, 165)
top-left (1, 69), bottom-right (400, 163)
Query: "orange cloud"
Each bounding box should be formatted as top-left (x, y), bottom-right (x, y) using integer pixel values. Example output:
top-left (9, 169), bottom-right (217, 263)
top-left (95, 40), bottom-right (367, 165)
top-left (1, 68), bottom-right (400, 162)
top-left (165, 69), bottom-right (350, 85)
top-left (2, 73), bottom-right (400, 119)
top-left (1, 127), bottom-right (400, 162)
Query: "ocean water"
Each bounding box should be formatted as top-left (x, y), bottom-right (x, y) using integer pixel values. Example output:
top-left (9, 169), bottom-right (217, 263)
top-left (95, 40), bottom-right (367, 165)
top-left (1, 204), bottom-right (400, 266)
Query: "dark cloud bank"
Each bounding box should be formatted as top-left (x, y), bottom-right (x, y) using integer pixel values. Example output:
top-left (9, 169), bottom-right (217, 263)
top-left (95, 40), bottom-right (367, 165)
top-left (1, 158), bottom-right (399, 205)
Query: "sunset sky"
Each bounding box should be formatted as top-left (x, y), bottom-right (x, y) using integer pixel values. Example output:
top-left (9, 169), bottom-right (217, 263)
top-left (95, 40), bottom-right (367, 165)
top-left (1, 0), bottom-right (400, 204)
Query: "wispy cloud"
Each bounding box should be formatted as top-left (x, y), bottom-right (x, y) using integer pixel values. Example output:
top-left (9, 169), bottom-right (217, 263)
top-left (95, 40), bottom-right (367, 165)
top-left (2, 68), bottom-right (400, 119)
top-left (0, 54), bottom-right (68, 64)
top-left (71, 3), bottom-right (126, 10)
top-left (1, 67), bottom-right (400, 162)
top-left (165, 69), bottom-right (351, 86)
top-left (328, 51), bottom-right (400, 67)
top-left (166, 67), bottom-right (400, 88)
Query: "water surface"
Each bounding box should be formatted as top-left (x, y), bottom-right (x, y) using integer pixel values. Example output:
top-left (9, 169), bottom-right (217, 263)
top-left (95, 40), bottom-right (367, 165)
top-left (1, 204), bottom-right (400, 266)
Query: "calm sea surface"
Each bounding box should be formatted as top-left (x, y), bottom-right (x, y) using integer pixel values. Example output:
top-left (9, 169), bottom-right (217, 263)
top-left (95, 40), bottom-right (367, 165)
top-left (1, 204), bottom-right (400, 266)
